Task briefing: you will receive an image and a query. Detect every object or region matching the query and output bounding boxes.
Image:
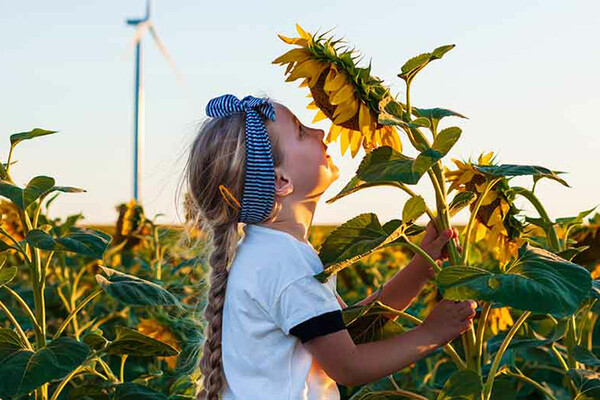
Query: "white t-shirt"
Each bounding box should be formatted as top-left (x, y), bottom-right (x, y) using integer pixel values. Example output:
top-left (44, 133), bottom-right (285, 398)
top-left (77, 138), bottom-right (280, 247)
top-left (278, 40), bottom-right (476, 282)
top-left (221, 223), bottom-right (343, 400)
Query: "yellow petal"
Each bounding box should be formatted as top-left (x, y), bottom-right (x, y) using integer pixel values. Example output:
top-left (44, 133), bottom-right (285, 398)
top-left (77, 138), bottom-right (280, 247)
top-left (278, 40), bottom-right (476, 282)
top-left (277, 34), bottom-right (308, 47)
top-left (326, 124), bottom-right (344, 143)
top-left (488, 205), bottom-right (504, 227)
top-left (350, 130), bottom-right (362, 158)
top-left (272, 48), bottom-right (312, 65)
top-left (329, 82), bottom-right (356, 106)
top-left (475, 223), bottom-right (487, 242)
top-left (388, 126), bottom-right (402, 153)
top-left (332, 96), bottom-right (358, 124)
top-left (295, 24), bottom-right (312, 40)
top-left (372, 128), bottom-right (381, 145)
top-left (312, 110), bottom-right (328, 123)
top-left (285, 62), bottom-right (295, 75)
top-left (358, 103), bottom-right (373, 141)
top-left (299, 78), bottom-right (309, 87)
top-left (306, 100), bottom-right (318, 110)
top-left (478, 151), bottom-right (494, 165)
top-left (285, 59), bottom-right (322, 83)
top-left (480, 190), bottom-right (498, 206)
top-left (323, 68), bottom-right (346, 93)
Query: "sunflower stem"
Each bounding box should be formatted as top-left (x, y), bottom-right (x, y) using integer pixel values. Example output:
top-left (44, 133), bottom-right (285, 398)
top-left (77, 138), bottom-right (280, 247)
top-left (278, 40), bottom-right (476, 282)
top-left (482, 311), bottom-right (530, 400)
top-left (400, 238), bottom-right (442, 274)
top-left (475, 302), bottom-right (492, 376)
top-left (511, 186), bottom-right (560, 252)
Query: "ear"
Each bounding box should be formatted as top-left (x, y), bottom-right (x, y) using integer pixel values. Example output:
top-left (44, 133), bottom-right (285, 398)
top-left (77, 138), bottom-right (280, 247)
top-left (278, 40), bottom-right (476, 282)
top-left (274, 165), bottom-right (294, 197)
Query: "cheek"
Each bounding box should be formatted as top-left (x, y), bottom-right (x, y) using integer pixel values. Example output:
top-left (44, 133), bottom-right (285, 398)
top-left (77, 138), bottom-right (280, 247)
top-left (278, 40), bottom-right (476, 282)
top-left (289, 150), bottom-right (330, 190)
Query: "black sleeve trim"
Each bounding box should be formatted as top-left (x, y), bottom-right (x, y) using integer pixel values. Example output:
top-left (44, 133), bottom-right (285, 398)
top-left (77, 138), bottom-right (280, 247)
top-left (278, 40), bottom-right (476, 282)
top-left (289, 309), bottom-right (346, 343)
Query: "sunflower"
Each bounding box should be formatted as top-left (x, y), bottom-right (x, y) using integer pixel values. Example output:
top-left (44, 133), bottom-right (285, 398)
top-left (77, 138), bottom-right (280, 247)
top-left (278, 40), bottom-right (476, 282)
top-left (487, 307), bottom-right (514, 335)
top-left (272, 24), bottom-right (402, 158)
top-left (137, 317), bottom-right (181, 370)
top-left (0, 200), bottom-right (24, 241)
top-left (445, 152), bottom-right (525, 264)
top-left (114, 199), bottom-right (151, 249)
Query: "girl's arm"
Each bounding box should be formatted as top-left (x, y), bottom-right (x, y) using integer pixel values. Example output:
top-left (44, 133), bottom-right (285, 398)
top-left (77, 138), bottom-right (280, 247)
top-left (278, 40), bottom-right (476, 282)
top-left (304, 298), bottom-right (476, 387)
top-left (348, 223), bottom-right (458, 317)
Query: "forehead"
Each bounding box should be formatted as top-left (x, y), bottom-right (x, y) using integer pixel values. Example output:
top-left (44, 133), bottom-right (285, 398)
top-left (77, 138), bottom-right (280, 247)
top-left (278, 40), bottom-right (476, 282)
top-left (267, 102), bottom-right (298, 138)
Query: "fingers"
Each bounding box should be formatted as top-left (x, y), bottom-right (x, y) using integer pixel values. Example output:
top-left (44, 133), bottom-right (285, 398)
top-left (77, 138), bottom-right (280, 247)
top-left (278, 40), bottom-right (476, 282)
top-left (433, 228), bottom-right (454, 249)
top-left (459, 300), bottom-right (477, 320)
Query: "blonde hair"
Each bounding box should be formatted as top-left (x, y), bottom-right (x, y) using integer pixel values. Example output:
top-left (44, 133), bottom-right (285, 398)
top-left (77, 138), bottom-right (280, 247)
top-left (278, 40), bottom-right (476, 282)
top-left (182, 97), bottom-right (284, 400)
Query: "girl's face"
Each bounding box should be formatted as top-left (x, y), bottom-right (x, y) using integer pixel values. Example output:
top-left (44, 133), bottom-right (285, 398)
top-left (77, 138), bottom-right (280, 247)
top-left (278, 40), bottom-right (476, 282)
top-left (267, 102), bottom-right (340, 200)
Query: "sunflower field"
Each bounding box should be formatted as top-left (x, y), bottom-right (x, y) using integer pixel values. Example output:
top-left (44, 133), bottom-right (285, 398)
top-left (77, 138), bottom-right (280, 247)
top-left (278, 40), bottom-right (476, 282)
top-left (271, 24), bottom-right (600, 399)
top-left (1, 24), bottom-right (600, 400)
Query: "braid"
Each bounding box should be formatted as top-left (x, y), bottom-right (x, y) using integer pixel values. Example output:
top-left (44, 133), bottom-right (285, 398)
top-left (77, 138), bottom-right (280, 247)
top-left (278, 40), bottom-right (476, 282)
top-left (180, 95), bottom-right (285, 399)
top-left (197, 222), bottom-right (239, 400)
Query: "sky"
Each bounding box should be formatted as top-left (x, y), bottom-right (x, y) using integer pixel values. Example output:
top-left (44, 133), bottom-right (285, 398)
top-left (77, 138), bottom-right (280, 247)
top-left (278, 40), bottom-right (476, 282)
top-left (0, 0), bottom-right (599, 226)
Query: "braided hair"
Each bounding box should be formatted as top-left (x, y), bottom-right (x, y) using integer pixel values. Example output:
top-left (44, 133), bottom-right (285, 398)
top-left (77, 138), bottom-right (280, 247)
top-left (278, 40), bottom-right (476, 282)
top-left (181, 97), bottom-right (285, 400)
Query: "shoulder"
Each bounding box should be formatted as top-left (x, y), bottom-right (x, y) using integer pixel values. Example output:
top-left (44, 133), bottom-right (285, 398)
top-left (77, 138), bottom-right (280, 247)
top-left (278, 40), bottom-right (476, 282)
top-left (227, 233), bottom-right (321, 307)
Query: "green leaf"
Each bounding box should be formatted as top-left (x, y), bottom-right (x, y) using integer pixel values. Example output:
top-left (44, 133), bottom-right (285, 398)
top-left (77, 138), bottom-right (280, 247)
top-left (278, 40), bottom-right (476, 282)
top-left (567, 369), bottom-right (600, 399)
top-left (487, 318), bottom-right (567, 353)
top-left (0, 176), bottom-right (56, 210)
top-left (449, 191), bottom-right (477, 217)
top-left (325, 176), bottom-right (404, 204)
top-left (0, 265), bottom-right (17, 286)
top-left (436, 370), bottom-right (482, 400)
top-left (413, 107), bottom-right (468, 124)
top-left (411, 117), bottom-right (431, 128)
top-left (399, 53), bottom-right (431, 77)
top-left (413, 127), bottom-right (462, 175)
top-left (556, 206), bottom-right (598, 228)
top-left (81, 329), bottom-right (109, 351)
top-left (398, 44), bottom-right (455, 82)
top-left (436, 243), bottom-right (592, 317)
top-left (95, 265), bottom-right (180, 306)
top-left (356, 146), bottom-right (421, 185)
top-left (433, 127), bottom-right (462, 155)
top-left (473, 164), bottom-right (569, 187)
top-left (402, 195), bottom-right (426, 222)
top-left (573, 346), bottom-right (600, 368)
top-left (431, 44), bottom-right (456, 60)
top-left (0, 327), bottom-right (29, 351)
top-left (106, 327), bottom-right (179, 357)
top-left (0, 163), bottom-right (7, 180)
top-left (342, 298), bottom-right (405, 345)
top-left (26, 227), bottom-right (111, 259)
top-left (113, 382), bottom-right (169, 400)
top-left (558, 246), bottom-right (590, 261)
top-left (0, 337), bottom-right (89, 398)
top-left (0, 240), bottom-right (13, 253)
top-left (10, 128), bottom-right (57, 147)
top-left (314, 213), bottom-right (424, 283)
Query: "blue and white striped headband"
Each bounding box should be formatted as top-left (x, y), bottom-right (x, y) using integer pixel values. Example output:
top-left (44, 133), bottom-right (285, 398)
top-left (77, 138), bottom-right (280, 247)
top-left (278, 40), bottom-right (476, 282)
top-left (205, 94), bottom-right (277, 224)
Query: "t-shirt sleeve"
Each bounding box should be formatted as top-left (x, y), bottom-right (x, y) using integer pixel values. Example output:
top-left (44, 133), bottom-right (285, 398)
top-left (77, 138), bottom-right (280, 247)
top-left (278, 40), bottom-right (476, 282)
top-left (273, 274), bottom-right (345, 341)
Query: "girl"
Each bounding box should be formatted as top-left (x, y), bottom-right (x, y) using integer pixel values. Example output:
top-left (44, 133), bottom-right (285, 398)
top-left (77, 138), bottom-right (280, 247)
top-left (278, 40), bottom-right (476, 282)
top-left (183, 94), bottom-right (476, 400)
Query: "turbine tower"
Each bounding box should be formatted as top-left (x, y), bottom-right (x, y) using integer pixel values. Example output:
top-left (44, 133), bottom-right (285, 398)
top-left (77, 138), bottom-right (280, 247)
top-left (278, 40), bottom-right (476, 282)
top-left (126, 0), bottom-right (180, 201)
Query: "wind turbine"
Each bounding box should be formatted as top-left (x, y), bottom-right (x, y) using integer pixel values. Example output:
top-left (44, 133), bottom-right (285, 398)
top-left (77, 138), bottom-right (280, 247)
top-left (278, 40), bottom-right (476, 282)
top-left (126, 0), bottom-right (181, 201)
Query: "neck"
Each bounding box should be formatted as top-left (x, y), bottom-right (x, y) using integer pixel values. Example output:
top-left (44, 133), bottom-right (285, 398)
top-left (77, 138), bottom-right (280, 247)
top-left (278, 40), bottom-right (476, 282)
top-left (256, 195), bottom-right (320, 245)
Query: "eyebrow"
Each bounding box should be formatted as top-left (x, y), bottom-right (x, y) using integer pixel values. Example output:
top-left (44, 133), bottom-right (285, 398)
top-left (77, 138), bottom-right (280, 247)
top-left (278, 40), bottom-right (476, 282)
top-left (294, 116), bottom-right (302, 137)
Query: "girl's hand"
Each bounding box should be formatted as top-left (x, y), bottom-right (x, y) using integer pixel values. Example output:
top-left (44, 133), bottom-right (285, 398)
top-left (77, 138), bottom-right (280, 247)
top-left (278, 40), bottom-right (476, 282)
top-left (419, 299), bottom-right (477, 347)
top-left (415, 220), bottom-right (461, 278)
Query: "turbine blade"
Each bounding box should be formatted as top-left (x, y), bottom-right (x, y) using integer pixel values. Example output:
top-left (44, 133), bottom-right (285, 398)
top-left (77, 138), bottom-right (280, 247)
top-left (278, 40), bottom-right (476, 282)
top-left (131, 21), bottom-right (150, 47)
top-left (148, 22), bottom-right (183, 82)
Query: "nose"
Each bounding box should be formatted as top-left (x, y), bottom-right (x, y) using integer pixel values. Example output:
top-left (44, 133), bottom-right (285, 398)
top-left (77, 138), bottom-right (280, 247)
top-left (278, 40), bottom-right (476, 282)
top-left (316, 129), bottom-right (325, 142)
